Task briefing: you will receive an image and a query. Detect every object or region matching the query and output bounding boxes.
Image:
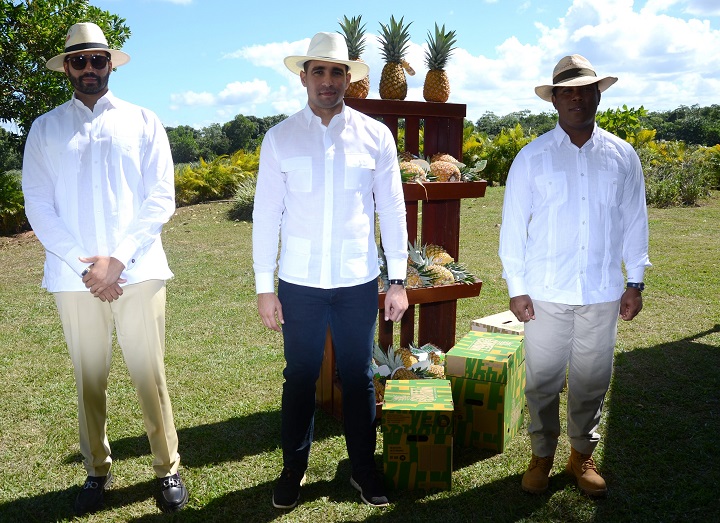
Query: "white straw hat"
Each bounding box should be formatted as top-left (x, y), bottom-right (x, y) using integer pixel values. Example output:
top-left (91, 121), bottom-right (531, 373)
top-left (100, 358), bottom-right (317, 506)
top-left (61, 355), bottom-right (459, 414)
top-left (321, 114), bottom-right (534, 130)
top-left (284, 32), bottom-right (369, 82)
top-left (535, 54), bottom-right (617, 102)
top-left (46, 22), bottom-right (130, 72)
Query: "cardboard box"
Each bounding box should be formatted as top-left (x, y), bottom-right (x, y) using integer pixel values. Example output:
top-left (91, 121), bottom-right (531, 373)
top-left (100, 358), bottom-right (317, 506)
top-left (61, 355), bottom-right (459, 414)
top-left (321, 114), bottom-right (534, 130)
top-left (382, 380), bottom-right (454, 490)
top-left (471, 310), bottom-right (525, 335)
top-left (446, 331), bottom-right (526, 452)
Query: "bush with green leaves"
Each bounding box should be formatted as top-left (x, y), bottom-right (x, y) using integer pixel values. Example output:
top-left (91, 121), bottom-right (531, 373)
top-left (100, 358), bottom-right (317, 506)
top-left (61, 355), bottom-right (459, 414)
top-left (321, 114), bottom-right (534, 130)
top-left (639, 141), bottom-right (713, 207)
top-left (227, 177), bottom-right (257, 222)
top-left (474, 124), bottom-right (535, 185)
top-left (0, 170), bottom-right (28, 235)
top-left (174, 149), bottom-right (259, 207)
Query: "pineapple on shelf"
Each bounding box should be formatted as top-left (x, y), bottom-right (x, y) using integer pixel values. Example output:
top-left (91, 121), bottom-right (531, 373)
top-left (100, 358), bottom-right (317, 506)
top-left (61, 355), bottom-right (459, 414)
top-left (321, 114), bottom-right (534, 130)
top-left (426, 263), bottom-right (456, 286)
top-left (406, 263), bottom-right (432, 289)
top-left (338, 15), bottom-right (370, 99)
top-left (422, 23), bottom-right (457, 103)
top-left (445, 261), bottom-right (477, 284)
top-left (378, 15), bottom-right (413, 100)
top-left (425, 244), bottom-right (454, 265)
top-left (430, 160), bottom-right (461, 182)
top-left (399, 159), bottom-right (430, 183)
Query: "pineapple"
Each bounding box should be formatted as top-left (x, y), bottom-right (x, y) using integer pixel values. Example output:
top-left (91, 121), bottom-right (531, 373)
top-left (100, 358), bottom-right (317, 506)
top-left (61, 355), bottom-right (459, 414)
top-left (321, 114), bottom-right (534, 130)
top-left (425, 244), bottom-right (454, 265)
top-left (427, 263), bottom-right (455, 285)
top-left (407, 239), bottom-right (429, 267)
top-left (445, 261), bottom-right (477, 284)
top-left (427, 364), bottom-right (445, 379)
top-left (395, 347), bottom-right (419, 367)
top-left (378, 16), bottom-right (412, 100)
top-left (391, 367), bottom-right (420, 380)
top-left (430, 153), bottom-right (459, 163)
top-left (430, 160), bottom-right (461, 182)
top-left (398, 151), bottom-right (417, 162)
top-left (373, 375), bottom-right (386, 403)
top-left (338, 15), bottom-right (370, 99)
top-left (399, 160), bottom-right (429, 183)
top-left (423, 23), bottom-right (457, 103)
top-left (406, 264), bottom-right (432, 289)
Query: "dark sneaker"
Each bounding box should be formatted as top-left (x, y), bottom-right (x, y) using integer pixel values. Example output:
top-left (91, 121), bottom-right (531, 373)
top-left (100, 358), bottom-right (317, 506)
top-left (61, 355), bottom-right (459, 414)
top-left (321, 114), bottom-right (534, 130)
top-left (272, 468), bottom-right (306, 509)
top-left (156, 473), bottom-right (189, 512)
top-left (350, 471), bottom-right (389, 507)
top-left (74, 472), bottom-right (113, 515)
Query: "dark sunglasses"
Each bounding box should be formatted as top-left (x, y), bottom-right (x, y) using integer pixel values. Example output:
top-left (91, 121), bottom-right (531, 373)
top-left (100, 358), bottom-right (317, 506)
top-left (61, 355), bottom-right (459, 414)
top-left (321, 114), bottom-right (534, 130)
top-left (65, 54), bottom-right (110, 71)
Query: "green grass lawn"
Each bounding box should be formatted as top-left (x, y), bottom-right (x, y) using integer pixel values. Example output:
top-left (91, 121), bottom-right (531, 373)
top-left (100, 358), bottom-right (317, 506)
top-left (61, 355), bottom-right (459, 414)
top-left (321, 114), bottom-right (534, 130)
top-left (0, 186), bottom-right (718, 522)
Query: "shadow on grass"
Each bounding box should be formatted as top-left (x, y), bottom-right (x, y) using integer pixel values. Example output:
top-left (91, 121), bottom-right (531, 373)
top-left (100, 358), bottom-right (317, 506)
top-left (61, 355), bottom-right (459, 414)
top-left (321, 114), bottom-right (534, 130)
top-left (598, 324), bottom-right (720, 522)
top-left (0, 408), bottom-right (345, 522)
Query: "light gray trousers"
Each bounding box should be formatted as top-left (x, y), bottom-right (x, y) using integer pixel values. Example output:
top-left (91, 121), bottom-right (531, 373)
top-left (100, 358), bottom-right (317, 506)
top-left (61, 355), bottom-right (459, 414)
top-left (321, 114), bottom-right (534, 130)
top-left (523, 299), bottom-right (620, 457)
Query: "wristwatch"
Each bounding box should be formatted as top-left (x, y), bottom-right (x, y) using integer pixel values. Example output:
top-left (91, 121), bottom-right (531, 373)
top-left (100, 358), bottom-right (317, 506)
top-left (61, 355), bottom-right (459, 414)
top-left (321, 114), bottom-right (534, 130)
top-left (626, 282), bottom-right (645, 291)
top-left (388, 279), bottom-right (406, 287)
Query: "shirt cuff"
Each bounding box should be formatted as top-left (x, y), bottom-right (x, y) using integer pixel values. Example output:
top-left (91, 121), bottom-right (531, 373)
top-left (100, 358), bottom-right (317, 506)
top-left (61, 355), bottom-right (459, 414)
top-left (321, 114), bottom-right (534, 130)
top-left (506, 277), bottom-right (527, 298)
top-left (66, 246), bottom-right (89, 276)
top-left (626, 268), bottom-right (646, 284)
top-left (386, 258), bottom-right (407, 282)
top-left (255, 272), bottom-right (276, 294)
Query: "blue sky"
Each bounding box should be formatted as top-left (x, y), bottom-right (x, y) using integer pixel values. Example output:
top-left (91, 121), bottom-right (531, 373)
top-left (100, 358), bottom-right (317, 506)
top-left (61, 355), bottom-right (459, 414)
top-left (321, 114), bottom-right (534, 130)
top-left (87, 0), bottom-right (720, 129)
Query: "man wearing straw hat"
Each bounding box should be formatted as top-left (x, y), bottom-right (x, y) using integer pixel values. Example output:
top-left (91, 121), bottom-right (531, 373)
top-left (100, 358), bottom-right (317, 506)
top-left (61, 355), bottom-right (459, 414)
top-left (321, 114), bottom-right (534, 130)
top-left (22, 22), bottom-right (188, 514)
top-left (252, 31), bottom-right (408, 509)
top-left (499, 55), bottom-right (650, 497)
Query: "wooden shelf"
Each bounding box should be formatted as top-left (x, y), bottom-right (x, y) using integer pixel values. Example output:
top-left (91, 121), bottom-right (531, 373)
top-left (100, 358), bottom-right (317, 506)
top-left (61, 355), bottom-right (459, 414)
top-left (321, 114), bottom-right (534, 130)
top-left (403, 181), bottom-right (487, 201)
top-left (379, 281), bottom-right (483, 308)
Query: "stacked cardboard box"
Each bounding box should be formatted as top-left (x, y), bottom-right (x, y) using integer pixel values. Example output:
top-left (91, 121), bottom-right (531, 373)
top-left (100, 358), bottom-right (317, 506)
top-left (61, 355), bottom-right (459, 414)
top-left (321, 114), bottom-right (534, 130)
top-left (446, 331), bottom-right (526, 452)
top-left (471, 310), bottom-right (525, 335)
top-left (382, 379), bottom-right (454, 490)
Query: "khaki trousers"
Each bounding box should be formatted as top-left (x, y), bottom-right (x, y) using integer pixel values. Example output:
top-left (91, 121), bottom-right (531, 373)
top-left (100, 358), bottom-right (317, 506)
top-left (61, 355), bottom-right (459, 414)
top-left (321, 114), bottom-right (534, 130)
top-left (54, 280), bottom-right (180, 478)
top-left (523, 299), bottom-right (620, 457)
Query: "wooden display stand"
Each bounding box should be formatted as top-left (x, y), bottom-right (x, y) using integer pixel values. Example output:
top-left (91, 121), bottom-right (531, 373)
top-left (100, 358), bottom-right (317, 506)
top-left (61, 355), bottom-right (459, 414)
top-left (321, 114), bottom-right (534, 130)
top-left (316, 99), bottom-right (487, 420)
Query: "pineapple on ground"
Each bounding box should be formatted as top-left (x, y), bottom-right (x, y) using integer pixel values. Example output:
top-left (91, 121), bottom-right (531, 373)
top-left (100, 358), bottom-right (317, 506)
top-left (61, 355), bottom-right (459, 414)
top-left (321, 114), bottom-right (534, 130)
top-left (395, 347), bottom-right (419, 367)
top-left (423, 24), bottom-right (457, 103)
top-left (338, 15), bottom-right (369, 99)
top-left (378, 16), bottom-right (412, 100)
top-left (373, 375), bottom-right (386, 403)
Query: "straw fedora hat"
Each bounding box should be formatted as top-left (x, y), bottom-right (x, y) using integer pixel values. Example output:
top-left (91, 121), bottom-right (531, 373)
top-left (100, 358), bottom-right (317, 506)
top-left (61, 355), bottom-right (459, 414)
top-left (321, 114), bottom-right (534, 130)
top-left (535, 54), bottom-right (617, 102)
top-left (46, 22), bottom-right (130, 72)
top-left (284, 32), bottom-right (369, 82)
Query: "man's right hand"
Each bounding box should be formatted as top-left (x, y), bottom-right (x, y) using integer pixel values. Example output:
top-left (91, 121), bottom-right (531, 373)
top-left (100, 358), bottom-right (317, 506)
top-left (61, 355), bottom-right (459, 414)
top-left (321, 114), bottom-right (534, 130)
top-left (510, 294), bottom-right (535, 322)
top-left (257, 292), bottom-right (284, 332)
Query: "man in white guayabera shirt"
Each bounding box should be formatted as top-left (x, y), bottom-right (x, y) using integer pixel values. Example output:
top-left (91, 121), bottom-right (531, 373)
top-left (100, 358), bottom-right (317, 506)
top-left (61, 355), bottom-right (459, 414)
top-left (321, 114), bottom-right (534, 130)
top-left (22, 22), bottom-right (188, 516)
top-left (252, 32), bottom-right (408, 510)
top-left (499, 54), bottom-right (651, 498)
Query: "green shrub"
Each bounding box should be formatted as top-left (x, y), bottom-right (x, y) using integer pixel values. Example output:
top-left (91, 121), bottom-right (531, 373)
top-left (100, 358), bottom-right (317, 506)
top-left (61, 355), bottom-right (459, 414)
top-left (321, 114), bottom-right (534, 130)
top-left (228, 177), bottom-right (257, 222)
top-left (477, 124), bottom-right (535, 185)
top-left (0, 170), bottom-right (28, 235)
top-left (174, 149), bottom-right (259, 207)
top-left (639, 141), bottom-right (712, 207)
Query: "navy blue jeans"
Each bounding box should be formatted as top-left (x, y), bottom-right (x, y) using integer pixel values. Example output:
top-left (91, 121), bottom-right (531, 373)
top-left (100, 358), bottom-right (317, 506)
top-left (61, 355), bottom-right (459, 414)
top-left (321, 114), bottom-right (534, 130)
top-left (278, 278), bottom-right (378, 476)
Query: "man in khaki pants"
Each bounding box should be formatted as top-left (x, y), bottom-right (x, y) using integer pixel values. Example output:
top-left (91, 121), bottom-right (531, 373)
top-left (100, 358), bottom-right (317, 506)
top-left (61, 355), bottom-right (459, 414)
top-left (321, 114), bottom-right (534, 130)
top-left (22, 22), bottom-right (188, 515)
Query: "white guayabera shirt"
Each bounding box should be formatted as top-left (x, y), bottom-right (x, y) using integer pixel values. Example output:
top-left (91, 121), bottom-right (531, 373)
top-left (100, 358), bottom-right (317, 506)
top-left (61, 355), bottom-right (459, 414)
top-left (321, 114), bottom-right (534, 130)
top-left (499, 123), bottom-right (651, 305)
top-left (253, 103), bottom-right (408, 293)
top-left (22, 91), bottom-right (175, 292)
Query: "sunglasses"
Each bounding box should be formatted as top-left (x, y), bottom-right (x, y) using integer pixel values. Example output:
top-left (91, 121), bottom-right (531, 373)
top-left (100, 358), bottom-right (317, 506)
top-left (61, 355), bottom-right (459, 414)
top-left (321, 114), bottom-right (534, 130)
top-left (65, 54), bottom-right (110, 71)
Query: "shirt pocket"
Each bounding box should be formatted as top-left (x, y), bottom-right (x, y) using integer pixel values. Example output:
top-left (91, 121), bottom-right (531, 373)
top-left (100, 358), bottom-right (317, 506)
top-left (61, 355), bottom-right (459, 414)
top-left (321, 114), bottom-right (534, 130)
top-left (281, 156), bottom-right (312, 193)
top-left (535, 172), bottom-right (568, 206)
top-left (597, 170), bottom-right (619, 207)
top-left (344, 153), bottom-right (375, 190)
top-left (281, 235), bottom-right (311, 278)
top-left (340, 238), bottom-right (369, 278)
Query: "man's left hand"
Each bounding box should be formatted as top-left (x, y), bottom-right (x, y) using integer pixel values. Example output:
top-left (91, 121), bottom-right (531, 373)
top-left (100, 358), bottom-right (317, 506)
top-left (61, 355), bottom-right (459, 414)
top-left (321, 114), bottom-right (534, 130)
top-left (80, 255), bottom-right (127, 299)
top-left (619, 288), bottom-right (643, 321)
top-left (384, 284), bottom-right (408, 322)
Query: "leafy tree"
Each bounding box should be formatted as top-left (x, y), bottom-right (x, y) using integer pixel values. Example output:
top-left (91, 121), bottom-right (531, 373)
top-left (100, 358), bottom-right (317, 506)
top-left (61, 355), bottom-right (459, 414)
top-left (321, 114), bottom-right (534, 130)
top-left (596, 105), bottom-right (649, 144)
top-left (166, 125), bottom-right (199, 164)
top-left (0, 0), bottom-right (130, 136)
top-left (197, 123), bottom-right (230, 160)
top-left (0, 126), bottom-right (22, 172)
top-left (223, 114), bottom-right (258, 152)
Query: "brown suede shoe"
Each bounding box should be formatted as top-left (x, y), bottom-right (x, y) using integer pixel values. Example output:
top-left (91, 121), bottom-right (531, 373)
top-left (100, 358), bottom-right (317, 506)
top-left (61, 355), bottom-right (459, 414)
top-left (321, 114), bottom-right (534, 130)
top-left (521, 454), bottom-right (554, 494)
top-left (566, 447), bottom-right (608, 497)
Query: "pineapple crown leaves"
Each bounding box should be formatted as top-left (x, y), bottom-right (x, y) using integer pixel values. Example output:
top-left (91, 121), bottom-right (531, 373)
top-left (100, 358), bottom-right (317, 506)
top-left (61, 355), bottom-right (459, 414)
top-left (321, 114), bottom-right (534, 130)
top-left (424, 23), bottom-right (457, 71)
top-left (337, 15), bottom-right (367, 59)
top-left (378, 15), bottom-right (412, 63)
top-left (444, 261), bottom-right (477, 283)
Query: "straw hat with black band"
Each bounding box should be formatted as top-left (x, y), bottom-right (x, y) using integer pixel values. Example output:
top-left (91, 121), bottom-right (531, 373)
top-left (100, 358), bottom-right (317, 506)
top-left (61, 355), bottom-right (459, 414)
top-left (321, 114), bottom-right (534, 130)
top-left (46, 22), bottom-right (130, 72)
top-left (534, 54), bottom-right (617, 102)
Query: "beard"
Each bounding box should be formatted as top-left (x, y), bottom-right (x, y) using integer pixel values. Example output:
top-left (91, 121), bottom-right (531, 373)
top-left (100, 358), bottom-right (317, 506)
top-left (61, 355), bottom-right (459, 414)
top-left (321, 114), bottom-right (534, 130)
top-left (69, 70), bottom-right (110, 95)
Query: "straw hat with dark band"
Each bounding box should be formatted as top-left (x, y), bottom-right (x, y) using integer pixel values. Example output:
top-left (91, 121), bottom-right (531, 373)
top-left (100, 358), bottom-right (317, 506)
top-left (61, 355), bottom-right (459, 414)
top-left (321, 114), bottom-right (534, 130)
top-left (535, 54), bottom-right (617, 102)
top-left (284, 32), bottom-right (368, 82)
top-left (46, 22), bottom-right (130, 72)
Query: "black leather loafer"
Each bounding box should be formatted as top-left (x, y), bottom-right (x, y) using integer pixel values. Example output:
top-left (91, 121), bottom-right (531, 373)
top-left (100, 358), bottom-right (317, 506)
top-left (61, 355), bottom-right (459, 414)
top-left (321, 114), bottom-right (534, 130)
top-left (74, 472), bottom-right (113, 515)
top-left (156, 473), bottom-right (188, 512)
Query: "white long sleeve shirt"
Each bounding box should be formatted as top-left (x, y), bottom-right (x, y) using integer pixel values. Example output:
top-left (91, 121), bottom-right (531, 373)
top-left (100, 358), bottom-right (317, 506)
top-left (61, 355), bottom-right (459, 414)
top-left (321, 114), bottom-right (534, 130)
top-left (22, 91), bottom-right (175, 292)
top-left (499, 123), bottom-right (651, 305)
top-left (252, 103), bottom-right (408, 294)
